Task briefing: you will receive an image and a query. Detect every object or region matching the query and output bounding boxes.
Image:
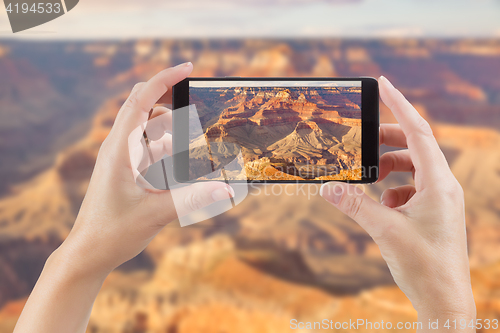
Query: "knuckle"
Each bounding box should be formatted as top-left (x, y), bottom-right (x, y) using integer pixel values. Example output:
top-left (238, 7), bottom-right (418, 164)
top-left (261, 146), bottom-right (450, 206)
top-left (386, 151), bottom-right (399, 167)
top-left (446, 179), bottom-right (464, 198)
top-left (95, 141), bottom-right (114, 169)
top-left (455, 181), bottom-right (464, 196)
top-left (125, 82), bottom-right (148, 112)
top-left (98, 137), bottom-right (110, 156)
top-left (133, 82), bottom-right (146, 91)
top-left (415, 116), bottom-right (433, 137)
top-left (341, 194), bottom-right (364, 220)
top-left (125, 91), bottom-right (139, 109)
top-left (433, 178), bottom-right (464, 204)
top-left (184, 192), bottom-right (205, 212)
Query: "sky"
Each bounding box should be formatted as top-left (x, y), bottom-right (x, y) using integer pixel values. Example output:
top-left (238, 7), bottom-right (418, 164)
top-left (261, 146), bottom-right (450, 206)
top-left (0, 0), bottom-right (499, 39)
top-left (190, 81), bottom-right (361, 88)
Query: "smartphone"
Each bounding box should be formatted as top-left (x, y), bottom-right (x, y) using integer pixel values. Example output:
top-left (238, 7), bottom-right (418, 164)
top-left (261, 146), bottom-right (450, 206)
top-left (172, 77), bottom-right (379, 184)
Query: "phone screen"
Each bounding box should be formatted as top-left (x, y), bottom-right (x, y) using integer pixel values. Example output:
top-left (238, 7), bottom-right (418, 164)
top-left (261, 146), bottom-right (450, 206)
top-left (187, 80), bottom-right (363, 181)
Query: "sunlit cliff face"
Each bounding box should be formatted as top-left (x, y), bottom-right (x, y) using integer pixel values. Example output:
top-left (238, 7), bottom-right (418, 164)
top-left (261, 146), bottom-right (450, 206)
top-left (190, 86), bottom-right (361, 180)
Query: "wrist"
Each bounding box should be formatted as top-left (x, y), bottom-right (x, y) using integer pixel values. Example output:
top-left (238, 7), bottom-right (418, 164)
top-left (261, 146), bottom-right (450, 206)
top-left (416, 295), bottom-right (476, 333)
top-left (48, 239), bottom-right (111, 285)
top-left (13, 241), bottom-right (109, 333)
top-left (414, 271), bottom-right (475, 314)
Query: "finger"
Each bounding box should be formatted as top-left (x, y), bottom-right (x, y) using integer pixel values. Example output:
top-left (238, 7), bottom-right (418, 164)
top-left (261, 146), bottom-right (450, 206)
top-left (129, 135), bottom-right (149, 179)
top-left (129, 110), bottom-right (172, 178)
top-left (126, 90), bottom-right (176, 169)
top-left (118, 62), bottom-right (192, 135)
top-left (129, 109), bottom-right (172, 174)
top-left (154, 182), bottom-right (235, 222)
top-left (150, 106), bottom-right (172, 124)
top-left (156, 92), bottom-right (173, 106)
top-left (135, 132), bottom-right (173, 176)
top-left (320, 182), bottom-right (400, 241)
top-left (380, 185), bottom-right (416, 208)
top-left (378, 76), bottom-right (450, 190)
top-left (377, 149), bottom-right (414, 182)
top-left (380, 123), bottom-right (407, 148)
top-left (148, 132), bottom-right (172, 161)
top-left (145, 108), bottom-right (172, 141)
top-left (137, 62), bottom-right (192, 113)
top-left (112, 82), bottom-right (146, 131)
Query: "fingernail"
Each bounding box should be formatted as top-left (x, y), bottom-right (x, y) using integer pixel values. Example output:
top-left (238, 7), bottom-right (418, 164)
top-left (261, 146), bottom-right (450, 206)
top-left (320, 183), bottom-right (343, 205)
top-left (381, 200), bottom-right (387, 206)
top-left (211, 187), bottom-right (233, 201)
top-left (176, 62), bottom-right (192, 68)
top-left (380, 75), bottom-right (394, 89)
top-left (319, 184), bottom-right (326, 197)
top-left (226, 185), bottom-right (235, 197)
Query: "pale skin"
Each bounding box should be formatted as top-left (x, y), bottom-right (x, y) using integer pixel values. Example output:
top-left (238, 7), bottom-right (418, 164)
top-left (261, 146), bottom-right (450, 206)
top-left (13, 65), bottom-right (475, 332)
top-left (321, 76), bottom-right (476, 331)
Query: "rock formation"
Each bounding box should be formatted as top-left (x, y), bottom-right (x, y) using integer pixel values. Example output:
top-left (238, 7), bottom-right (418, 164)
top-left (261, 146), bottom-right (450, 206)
top-left (1, 38), bottom-right (500, 333)
top-left (190, 86), bottom-right (362, 180)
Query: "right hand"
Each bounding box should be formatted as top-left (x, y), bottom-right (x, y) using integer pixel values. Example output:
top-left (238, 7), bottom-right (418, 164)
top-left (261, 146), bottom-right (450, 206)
top-left (320, 76), bottom-right (475, 330)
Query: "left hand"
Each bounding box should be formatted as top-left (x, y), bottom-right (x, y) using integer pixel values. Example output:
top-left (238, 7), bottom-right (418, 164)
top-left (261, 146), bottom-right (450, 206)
top-left (57, 62), bottom-right (234, 278)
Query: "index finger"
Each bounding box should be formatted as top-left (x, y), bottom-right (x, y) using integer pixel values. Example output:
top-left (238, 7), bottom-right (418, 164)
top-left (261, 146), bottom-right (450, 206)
top-left (156, 91), bottom-right (173, 106)
top-left (378, 76), bottom-right (451, 189)
top-left (118, 62), bottom-right (192, 136)
top-left (136, 62), bottom-right (192, 113)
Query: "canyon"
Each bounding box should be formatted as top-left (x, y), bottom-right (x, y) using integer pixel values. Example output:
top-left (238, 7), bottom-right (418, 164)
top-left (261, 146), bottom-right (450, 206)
top-left (189, 86), bottom-right (361, 180)
top-left (0, 38), bottom-right (499, 332)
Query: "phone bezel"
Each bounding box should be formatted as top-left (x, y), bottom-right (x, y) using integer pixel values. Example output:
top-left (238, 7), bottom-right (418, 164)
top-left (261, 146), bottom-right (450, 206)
top-left (172, 77), bottom-right (379, 184)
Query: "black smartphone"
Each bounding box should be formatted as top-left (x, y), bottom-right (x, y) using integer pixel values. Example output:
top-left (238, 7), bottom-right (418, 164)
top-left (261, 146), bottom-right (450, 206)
top-left (172, 77), bottom-right (379, 184)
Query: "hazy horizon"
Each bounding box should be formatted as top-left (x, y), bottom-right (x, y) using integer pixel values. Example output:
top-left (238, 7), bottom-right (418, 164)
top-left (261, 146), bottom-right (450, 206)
top-left (0, 0), bottom-right (499, 40)
top-left (190, 81), bottom-right (362, 88)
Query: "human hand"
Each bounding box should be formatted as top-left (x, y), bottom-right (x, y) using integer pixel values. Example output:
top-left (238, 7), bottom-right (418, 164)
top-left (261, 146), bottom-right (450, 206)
top-left (55, 63), bottom-right (234, 279)
top-left (320, 76), bottom-right (475, 330)
top-left (14, 63), bottom-right (235, 333)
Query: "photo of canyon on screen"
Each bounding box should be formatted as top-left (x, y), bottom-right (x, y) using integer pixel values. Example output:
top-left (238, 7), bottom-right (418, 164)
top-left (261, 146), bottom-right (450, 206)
top-left (189, 80), bottom-right (362, 181)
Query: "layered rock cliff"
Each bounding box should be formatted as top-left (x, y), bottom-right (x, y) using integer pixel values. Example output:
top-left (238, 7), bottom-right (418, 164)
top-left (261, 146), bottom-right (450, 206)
top-left (190, 86), bottom-right (362, 180)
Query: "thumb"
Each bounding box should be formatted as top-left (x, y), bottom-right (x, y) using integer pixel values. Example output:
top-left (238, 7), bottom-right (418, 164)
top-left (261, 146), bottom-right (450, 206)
top-left (167, 182), bottom-right (235, 218)
top-left (320, 182), bottom-right (398, 241)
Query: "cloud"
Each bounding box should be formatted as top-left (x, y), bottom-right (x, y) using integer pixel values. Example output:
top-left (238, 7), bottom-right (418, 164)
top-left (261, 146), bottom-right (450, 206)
top-left (79, 0), bottom-right (363, 11)
top-left (2, 0), bottom-right (497, 39)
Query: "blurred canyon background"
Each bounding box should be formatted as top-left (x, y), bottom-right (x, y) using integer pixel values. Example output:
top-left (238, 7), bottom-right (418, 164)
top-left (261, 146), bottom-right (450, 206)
top-left (0, 37), bottom-right (499, 332)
